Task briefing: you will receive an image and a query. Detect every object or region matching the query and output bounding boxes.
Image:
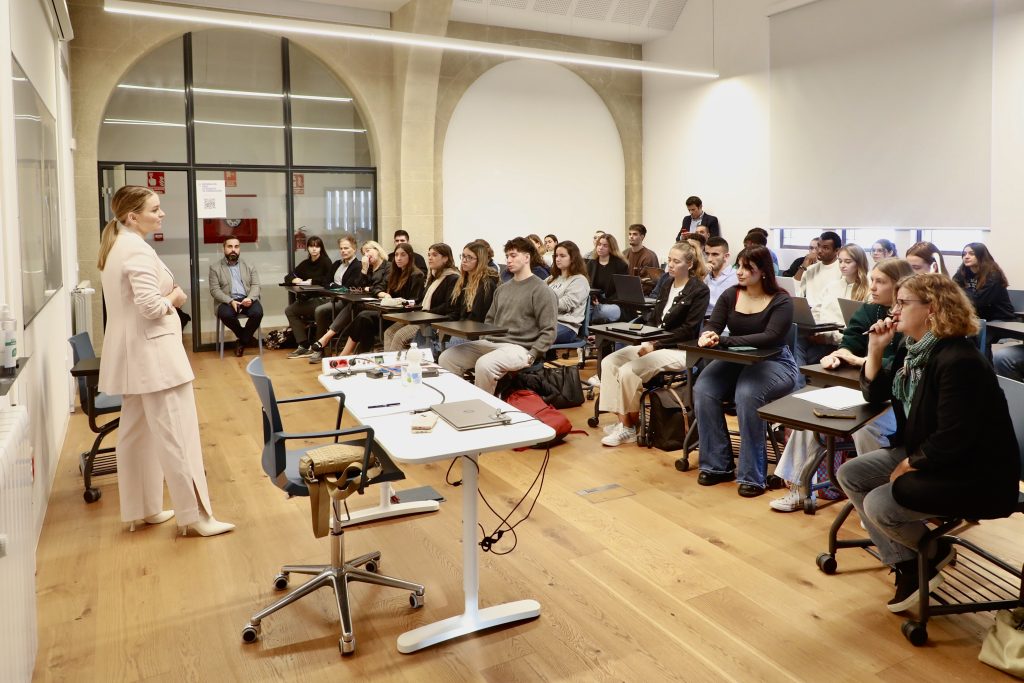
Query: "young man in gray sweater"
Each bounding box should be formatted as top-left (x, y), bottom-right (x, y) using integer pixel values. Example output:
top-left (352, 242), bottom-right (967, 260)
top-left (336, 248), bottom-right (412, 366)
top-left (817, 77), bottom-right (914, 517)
top-left (439, 237), bottom-right (557, 394)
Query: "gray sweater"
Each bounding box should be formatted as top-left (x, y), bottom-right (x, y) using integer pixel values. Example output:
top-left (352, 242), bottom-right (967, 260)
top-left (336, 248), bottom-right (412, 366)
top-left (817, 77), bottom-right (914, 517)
top-left (547, 273), bottom-right (590, 333)
top-left (484, 275), bottom-right (557, 359)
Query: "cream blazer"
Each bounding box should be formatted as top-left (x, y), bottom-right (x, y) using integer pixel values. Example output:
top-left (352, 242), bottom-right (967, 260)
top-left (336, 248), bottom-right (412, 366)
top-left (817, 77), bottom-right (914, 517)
top-left (98, 229), bottom-right (194, 395)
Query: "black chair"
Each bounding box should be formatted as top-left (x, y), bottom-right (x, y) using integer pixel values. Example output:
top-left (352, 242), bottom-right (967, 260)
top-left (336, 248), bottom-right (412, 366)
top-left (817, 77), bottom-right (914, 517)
top-left (241, 357), bottom-right (424, 656)
top-left (818, 375), bottom-right (1024, 646)
top-left (68, 332), bottom-right (120, 503)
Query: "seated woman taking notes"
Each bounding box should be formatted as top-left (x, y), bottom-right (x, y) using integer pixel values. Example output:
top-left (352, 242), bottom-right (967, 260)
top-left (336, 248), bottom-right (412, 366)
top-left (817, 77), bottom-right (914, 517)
top-left (547, 241), bottom-right (591, 345)
top-left (694, 246), bottom-right (799, 497)
top-left (836, 273), bottom-right (1019, 613)
top-left (599, 242), bottom-right (709, 447)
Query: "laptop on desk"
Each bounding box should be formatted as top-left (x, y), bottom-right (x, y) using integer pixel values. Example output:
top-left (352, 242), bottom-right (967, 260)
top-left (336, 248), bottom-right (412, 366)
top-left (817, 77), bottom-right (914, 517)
top-left (792, 296), bottom-right (843, 333)
top-left (611, 274), bottom-right (657, 306)
top-left (837, 298), bottom-right (862, 326)
top-left (431, 399), bottom-right (510, 431)
top-left (776, 276), bottom-right (797, 296)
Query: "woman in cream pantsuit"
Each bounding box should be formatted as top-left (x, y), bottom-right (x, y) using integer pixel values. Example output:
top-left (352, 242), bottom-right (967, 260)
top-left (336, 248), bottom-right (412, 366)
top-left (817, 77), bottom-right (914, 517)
top-left (97, 185), bottom-right (234, 537)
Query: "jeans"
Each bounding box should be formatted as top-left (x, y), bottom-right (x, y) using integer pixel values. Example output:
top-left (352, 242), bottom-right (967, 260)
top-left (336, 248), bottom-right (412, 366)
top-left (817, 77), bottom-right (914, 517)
top-left (693, 346), bottom-right (799, 488)
top-left (554, 323), bottom-right (579, 345)
top-left (836, 446), bottom-right (937, 565)
top-left (993, 343), bottom-right (1024, 382)
top-left (794, 335), bottom-right (837, 387)
top-left (591, 303), bottom-right (621, 325)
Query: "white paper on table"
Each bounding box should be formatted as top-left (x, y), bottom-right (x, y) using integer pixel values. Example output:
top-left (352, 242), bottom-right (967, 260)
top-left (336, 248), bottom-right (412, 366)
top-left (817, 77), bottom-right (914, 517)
top-left (792, 386), bottom-right (868, 410)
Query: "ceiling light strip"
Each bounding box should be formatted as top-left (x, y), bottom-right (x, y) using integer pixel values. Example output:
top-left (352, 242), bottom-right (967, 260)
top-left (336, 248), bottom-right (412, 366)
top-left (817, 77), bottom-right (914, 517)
top-left (117, 83), bottom-right (353, 102)
top-left (104, 0), bottom-right (717, 78)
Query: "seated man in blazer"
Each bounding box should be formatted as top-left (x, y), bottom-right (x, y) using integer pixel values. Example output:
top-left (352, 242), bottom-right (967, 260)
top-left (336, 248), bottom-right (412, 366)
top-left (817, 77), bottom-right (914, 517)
top-left (209, 236), bottom-right (262, 356)
top-left (675, 195), bottom-right (720, 241)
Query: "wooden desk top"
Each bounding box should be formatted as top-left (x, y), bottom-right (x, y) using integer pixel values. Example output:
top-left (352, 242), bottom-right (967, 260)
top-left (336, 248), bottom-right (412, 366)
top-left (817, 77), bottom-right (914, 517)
top-left (430, 319), bottom-right (508, 339)
top-left (679, 341), bottom-right (782, 365)
top-left (382, 310), bottom-right (448, 324)
top-left (757, 387), bottom-right (887, 438)
top-left (799, 363), bottom-right (861, 389)
top-left (366, 302), bottom-right (422, 313)
top-left (279, 284), bottom-right (327, 295)
top-left (589, 323), bottom-right (673, 345)
top-left (986, 321), bottom-right (1024, 340)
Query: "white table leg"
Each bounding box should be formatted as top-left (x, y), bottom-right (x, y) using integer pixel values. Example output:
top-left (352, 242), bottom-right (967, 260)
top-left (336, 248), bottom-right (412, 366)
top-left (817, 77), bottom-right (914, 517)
top-left (338, 482), bottom-right (439, 527)
top-left (397, 453), bottom-right (540, 654)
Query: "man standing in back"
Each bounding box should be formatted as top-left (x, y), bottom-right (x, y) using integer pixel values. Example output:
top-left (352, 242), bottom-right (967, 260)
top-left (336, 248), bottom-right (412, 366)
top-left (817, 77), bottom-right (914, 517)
top-left (209, 237), bottom-right (262, 356)
top-left (439, 237), bottom-right (557, 394)
top-left (676, 195), bottom-right (720, 242)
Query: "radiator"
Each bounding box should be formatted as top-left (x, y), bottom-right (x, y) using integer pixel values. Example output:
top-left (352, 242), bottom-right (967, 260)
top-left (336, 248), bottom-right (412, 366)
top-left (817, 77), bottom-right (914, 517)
top-left (0, 407), bottom-right (37, 681)
top-left (71, 281), bottom-right (95, 339)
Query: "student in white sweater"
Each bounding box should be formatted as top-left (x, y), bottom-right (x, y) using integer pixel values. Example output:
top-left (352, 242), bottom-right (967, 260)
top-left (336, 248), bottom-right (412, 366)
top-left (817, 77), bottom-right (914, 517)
top-left (794, 230), bottom-right (844, 369)
top-left (546, 241), bottom-right (591, 344)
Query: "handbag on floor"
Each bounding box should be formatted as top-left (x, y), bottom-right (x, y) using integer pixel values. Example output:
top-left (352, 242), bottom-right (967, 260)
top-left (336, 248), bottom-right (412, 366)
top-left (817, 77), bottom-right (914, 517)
top-left (979, 607), bottom-right (1024, 677)
top-left (645, 386), bottom-right (688, 452)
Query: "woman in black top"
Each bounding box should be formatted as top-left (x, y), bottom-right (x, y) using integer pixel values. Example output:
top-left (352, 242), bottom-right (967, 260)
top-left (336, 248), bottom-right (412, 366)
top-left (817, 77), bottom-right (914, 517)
top-left (587, 233), bottom-right (629, 324)
top-left (952, 242), bottom-right (1015, 322)
top-left (694, 246), bottom-right (799, 497)
top-left (837, 273), bottom-right (1019, 612)
top-left (283, 235), bottom-right (333, 351)
top-left (437, 241), bottom-right (500, 352)
top-left (384, 242), bottom-right (459, 351)
top-left (598, 242), bottom-right (710, 447)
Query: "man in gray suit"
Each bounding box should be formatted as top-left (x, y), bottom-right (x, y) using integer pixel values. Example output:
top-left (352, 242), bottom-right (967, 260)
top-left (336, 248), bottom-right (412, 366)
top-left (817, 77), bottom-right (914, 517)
top-left (209, 237), bottom-right (262, 356)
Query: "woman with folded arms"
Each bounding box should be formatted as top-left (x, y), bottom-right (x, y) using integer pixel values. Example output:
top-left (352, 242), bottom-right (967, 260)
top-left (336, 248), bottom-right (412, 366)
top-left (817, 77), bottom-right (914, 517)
top-left (769, 257), bottom-right (913, 512)
top-left (694, 246), bottom-right (799, 497)
top-left (587, 233), bottom-right (629, 324)
top-left (284, 235), bottom-right (333, 356)
top-left (952, 242), bottom-right (1015, 322)
top-left (547, 241), bottom-right (591, 345)
top-left (600, 242), bottom-right (709, 447)
top-left (384, 242), bottom-right (459, 352)
top-left (836, 273), bottom-right (1019, 612)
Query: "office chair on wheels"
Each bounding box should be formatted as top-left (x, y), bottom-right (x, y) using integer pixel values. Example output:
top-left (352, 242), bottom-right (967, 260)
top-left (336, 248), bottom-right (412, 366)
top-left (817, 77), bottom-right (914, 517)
top-left (68, 332), bottom-right (120, 503)
top-left (242, 357), bottom-right (424, 656)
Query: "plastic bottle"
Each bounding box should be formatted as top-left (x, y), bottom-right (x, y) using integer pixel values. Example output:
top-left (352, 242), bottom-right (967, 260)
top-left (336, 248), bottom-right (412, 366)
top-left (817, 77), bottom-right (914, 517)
top-left (406, 342), bottom-right (423, 386)
top-left (0, 304), bottom-right (16, 375)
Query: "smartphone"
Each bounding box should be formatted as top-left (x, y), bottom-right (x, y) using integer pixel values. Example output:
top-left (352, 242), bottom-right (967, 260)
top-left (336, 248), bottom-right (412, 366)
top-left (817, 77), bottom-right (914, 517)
top-left (628, 323), bottom-right (644, 331)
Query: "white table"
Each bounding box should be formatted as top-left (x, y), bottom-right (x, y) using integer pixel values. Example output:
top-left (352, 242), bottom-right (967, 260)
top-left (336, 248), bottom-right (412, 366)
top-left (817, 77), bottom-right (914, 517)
top-left (318, 369), bottom-right (555, 653)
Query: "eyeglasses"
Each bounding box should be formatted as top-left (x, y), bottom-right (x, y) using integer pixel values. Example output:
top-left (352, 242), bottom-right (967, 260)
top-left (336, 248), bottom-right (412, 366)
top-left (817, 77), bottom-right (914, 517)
top-left (460, 254), bottom-right (477, 261)
top-left (890, 298), bottom-right (925, 311)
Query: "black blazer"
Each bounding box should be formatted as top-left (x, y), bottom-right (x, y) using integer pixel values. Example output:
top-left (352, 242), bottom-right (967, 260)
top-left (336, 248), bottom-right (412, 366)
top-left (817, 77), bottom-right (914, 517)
top-left (861, 336), bottom-right (1020, 519)
top-left (645, 277), bottom-right (710, 350)
top-left (676, 212), bottom-right (720, 241)
top-left (328, 259), bottom-right (362, 289)
top-left (454, 274), bottom-right (499, 322)
top-left (952, 269), bottom-right (1016, 322)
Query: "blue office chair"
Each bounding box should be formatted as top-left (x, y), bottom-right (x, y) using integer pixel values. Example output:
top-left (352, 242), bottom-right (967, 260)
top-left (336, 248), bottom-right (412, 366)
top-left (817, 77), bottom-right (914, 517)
top-left (549, 297), bottom-right (592, 369)
top-left (241, 357), bottom-right (424, 656)
top-left (68, 332), bottom-right (121, 503)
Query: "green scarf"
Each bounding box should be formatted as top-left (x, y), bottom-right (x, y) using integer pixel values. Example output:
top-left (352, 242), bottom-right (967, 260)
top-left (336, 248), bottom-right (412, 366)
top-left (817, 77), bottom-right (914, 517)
top-left (891, 331), bottom-right (939, 414)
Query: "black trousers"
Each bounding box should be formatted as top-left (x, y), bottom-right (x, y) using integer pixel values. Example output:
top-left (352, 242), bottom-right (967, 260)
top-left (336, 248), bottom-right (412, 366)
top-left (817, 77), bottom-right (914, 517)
top-left (216, 300), bottom-right (264, 345)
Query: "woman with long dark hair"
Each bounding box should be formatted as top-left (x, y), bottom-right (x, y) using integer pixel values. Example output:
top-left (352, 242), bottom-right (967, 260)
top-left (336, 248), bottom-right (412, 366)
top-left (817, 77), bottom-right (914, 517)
top-left (952, 242), bottom-right (1015, 322)
top-left (284, 235), bottom-right (333, 355)
top-left (694, 246), bottom-right (799, 497)
top-left (905, 241), bottom-right (948, 276)
top-left (546, 241), bottom-right (591, 344)
top-left (384, 242), bottom-right (459, 351)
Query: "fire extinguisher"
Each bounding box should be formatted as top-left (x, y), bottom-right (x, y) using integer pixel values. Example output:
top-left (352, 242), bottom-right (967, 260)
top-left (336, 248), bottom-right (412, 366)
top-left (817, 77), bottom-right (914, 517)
top-left (293, 226), bottom-right (307, 252)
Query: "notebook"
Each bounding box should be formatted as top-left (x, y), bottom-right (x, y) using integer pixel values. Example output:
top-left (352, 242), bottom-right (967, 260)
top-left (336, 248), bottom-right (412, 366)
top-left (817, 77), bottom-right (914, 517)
top-left (611, 274), bottom-right (657, 305)
top-left (430, 400), bottom-right (510, 431)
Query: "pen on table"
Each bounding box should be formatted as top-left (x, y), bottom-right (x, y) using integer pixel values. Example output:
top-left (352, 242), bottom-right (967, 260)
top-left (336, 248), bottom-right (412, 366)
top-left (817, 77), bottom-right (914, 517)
top-left (367, 402), bottom-right (400, 409)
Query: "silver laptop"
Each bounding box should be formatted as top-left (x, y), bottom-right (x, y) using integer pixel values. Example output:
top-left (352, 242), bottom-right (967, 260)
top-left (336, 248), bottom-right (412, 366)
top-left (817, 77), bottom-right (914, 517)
top-left (791, 296), bottom-right (817, 326)
top-left (611, 274), bottom-right (656, 305)
top-left (776, 276), bottom-right (797, 296)
top-left (431, 399), bottom-right (509, 431)
top-left (837, 298), bottom-right (862, 325)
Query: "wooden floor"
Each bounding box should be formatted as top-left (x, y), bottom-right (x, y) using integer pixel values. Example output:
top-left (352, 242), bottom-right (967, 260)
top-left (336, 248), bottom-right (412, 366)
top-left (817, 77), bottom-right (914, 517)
top-left (34, 347), bottom-right (1019, 681)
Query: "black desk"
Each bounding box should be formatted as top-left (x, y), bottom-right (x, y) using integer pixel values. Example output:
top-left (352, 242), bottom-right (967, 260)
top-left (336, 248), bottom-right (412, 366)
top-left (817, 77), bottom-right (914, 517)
top-left (757, 386), bottom-right (887, 514)
top-left (588, 323), bottom-right (674, 429)
top-left (797, 322), bottom-right (844, 335)
top-left (799, 363), bottom-right (861, 390)
top-left (70, 356), bottom-right (118, 503)
top-left (364, 302), bottom-right (423, 346)
top-left (986, 321), bottom-right (1024, 342)
top-left (0, 357), bottom-right (29, 398)
top-left (431, 320), bottom-right (509, 341)
top-left (381, 310), bottom-right (448, 325)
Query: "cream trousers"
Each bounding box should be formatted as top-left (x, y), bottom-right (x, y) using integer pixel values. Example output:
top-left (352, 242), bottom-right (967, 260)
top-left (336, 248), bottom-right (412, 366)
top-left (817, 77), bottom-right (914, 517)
top-left (597, 346), bottom-right (689, 416)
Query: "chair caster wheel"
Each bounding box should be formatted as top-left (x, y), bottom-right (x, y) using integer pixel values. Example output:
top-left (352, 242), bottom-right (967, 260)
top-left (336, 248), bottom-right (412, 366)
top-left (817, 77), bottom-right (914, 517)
top-left (364, 560), bottom-right (379, 573)
top-left (84, 488), bottom-right (101, 503)
top-left (587, 417), bottom-right (599, 428)
top-left (409, 591), bottom-right (424, 608)
top-left (816, 553), bottom-right (837, 574)
top-left (273, 573), bottom-right (289, 590)
top-left (241, 623), bottom-right (260, 643)
top-left (674, 458), bottom-right (689, 472)
top-left (902, 620), bottom-right (928, 646)
top-left (803, 498), bottom-right (816, 515)
top-left (340, 636), bottom-right (355, 655)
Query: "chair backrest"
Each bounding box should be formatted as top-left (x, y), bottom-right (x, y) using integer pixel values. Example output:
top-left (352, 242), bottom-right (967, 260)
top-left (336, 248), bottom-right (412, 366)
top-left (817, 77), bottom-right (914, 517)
top-left (997, 375), bottom-right (1024, 481)
top-left (1007, 289), bottom-right (1024, 315)
top-left (246, 357), bottom-right (304, 495)
top-left (578, 295), bottom-right (592, 339)
top-left (68, 332), bottom-right (96, 405)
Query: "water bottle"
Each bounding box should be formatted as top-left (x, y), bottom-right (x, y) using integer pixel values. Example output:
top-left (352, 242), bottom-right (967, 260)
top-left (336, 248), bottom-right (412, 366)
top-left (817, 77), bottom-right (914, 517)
top-left (406, 342), bottom-right (423, 386)
top-left (0, 304), bottom-right (16, 376)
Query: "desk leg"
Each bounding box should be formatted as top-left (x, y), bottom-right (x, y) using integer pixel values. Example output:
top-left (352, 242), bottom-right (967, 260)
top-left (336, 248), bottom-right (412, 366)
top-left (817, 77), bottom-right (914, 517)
top-left (338, 482), bottom-right (439, 527)
top-left (397, 453), bottom-right (540, 653)
top-left (590, 337), bottom-right (607, 427)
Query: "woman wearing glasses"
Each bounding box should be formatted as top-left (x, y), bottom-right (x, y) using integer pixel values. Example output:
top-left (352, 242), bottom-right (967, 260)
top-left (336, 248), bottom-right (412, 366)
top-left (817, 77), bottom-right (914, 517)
top-left (870, 239), bottom-right (897, 263)
top-left (836, 273), bottom-right (1019, 612)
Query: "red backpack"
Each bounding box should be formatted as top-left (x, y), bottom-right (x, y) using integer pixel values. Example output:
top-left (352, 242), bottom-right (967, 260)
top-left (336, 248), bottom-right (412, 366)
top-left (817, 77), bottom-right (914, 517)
top-left (504, 389), bottom-right (585, 449)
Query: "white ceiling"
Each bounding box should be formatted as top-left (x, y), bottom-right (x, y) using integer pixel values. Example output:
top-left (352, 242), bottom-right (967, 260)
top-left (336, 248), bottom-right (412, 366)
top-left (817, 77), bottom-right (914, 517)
top-left (153, 0), bottom-right (687, 44)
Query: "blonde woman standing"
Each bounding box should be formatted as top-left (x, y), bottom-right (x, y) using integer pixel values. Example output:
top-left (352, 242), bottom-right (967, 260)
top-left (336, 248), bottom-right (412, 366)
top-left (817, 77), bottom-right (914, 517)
top-left (97, 185), bottom-right (234, 537)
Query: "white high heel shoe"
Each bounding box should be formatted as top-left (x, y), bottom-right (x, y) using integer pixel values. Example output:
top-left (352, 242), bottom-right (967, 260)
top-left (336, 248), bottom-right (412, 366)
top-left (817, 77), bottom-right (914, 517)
top-left (181, 509), bottom-right (235, 537)
top-left (128, 510), bottom-right (175, 532)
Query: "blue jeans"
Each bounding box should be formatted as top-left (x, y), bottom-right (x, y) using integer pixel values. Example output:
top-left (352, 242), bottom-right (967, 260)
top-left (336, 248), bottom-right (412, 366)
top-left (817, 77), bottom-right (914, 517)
top-left (794, 335), bottom-right (837, 387)
top-left (994, 344), bottom-right (1024, 382)
top-left (554, 323), bottom-right (579, 344)
top-left (694, 346), bottom-right (800, 488)
top-left (591, 303), bottom-right (621, 325)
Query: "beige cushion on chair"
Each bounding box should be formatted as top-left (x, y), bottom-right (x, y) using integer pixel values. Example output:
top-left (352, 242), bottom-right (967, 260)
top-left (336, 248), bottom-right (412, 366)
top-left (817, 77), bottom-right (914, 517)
top-left (299, 444), bottom-right (382, 538)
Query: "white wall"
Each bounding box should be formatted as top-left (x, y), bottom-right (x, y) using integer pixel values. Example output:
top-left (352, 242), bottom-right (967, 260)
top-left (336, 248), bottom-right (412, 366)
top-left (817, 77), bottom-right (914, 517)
top-left (443, 59), bottom-right (625, 253)
top-left (991, 0), bottom-right (1024, 288)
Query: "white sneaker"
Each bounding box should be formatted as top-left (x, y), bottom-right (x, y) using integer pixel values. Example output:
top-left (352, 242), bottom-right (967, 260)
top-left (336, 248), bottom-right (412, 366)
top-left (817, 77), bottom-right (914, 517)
top-left (769, 486), bottom-right (812, 513)
top-left (586, 375), bottom-right (601, 387)
top-left (603, 422), bottom-right (620, 435)
top-left (601, 424), bottom-right (637, 447)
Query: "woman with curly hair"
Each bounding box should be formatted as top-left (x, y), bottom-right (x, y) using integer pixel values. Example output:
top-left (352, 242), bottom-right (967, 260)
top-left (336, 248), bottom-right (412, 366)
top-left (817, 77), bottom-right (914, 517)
top-left (837, 273), bottom-right (1019, 612)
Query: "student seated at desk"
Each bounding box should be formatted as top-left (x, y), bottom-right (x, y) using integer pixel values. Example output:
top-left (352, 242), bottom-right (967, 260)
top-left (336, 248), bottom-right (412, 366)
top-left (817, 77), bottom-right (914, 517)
top-left (587, 233), bottom-right (629, 324)
top-left (836, 273), bottom-right (1019, 612)
top-left (500, 238), bottom-right (549, 281)
top-left (435, 241), bottom-right (501, 352)
top-left (313, 243), bottom-right (425, 359)
top-left (695, 246), bottom-right (799, 497)
top-left (312, 235), bottom-right (362, 343)
top-left (952, 242), bottom-right (1015, 322)
top-left (769, 257), bottom-right (913, 512)
top-left (292, 240), bottom-right (390, 360)
top-left (284, 235), bottom-right (333, 355)
top-left (547, 241), bottom-right (591, 345)
top-left (599, 242), bottom-right (709, 447)
top-left (439, 237), bottom-right (557, 394)
top-left (383, 242), bottom-right (459, 352)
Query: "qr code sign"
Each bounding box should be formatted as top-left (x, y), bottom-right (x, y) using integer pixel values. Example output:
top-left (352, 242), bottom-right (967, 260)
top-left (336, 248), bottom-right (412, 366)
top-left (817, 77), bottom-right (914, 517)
top-left (203, 198), bottom-right (217, 210)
